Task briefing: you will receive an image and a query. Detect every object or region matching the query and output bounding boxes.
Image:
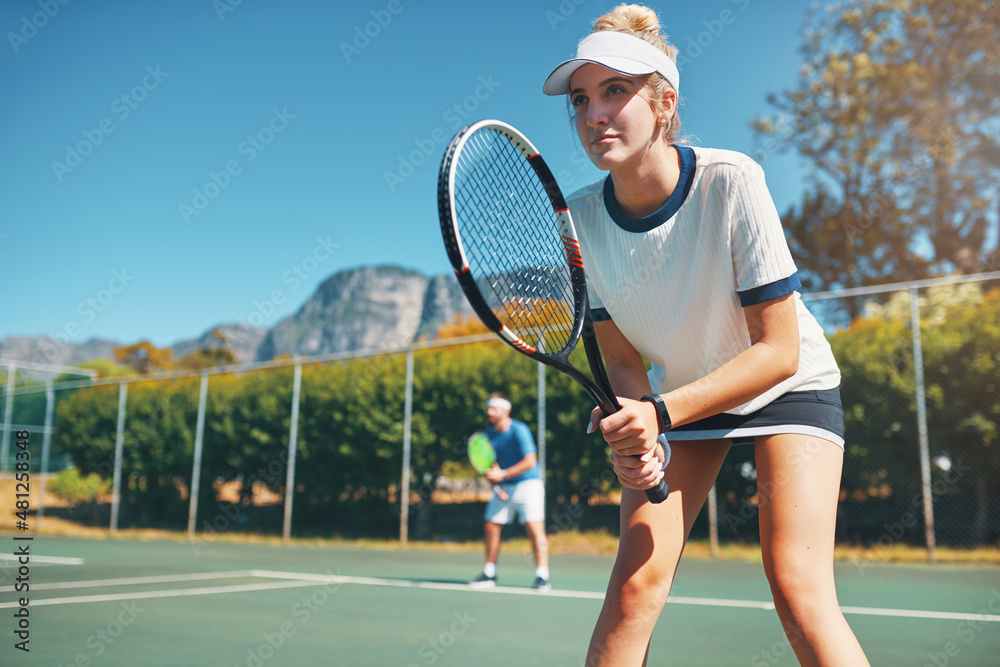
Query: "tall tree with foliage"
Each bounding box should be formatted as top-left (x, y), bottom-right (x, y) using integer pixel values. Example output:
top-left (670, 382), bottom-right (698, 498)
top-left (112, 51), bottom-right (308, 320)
top-left (113, 341), bottom-right (174, 375)
top-left (755, 0), bottom-right (999, 316)
top-left (175, 329), bottom-right (239, 370)
top-left (831, 284), bottom-right (1000, 545)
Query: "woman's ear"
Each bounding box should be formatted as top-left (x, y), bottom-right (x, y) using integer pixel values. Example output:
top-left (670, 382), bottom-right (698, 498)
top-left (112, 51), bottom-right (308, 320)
top-left (656, 89), bottom-right (677, 130)
top-left (660, 89), bottom-right (677, 117)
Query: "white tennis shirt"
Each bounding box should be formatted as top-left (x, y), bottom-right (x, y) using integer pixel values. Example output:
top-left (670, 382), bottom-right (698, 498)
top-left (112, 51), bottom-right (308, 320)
top-left (567, 146), bottom-right (840, 415)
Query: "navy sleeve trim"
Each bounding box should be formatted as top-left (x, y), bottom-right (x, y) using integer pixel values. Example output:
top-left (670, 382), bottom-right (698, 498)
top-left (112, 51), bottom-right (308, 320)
top-left (737, 272), bottom-right (801, 307)
top-left (591, 307), bottom-right (612, 322)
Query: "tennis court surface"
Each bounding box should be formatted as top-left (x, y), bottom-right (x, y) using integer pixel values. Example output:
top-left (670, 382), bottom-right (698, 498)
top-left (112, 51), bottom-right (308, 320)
top-left (2, 536), bottom-right (998, 665)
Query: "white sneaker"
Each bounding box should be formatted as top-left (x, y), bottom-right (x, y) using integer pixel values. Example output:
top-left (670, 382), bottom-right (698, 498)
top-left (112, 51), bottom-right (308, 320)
top-left (469, 573), bottom-right (496, 588)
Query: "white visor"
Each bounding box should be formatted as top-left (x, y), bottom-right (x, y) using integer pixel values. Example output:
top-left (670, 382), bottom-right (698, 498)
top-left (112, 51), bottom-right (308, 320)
top-left (542, 31), bottom-right (679, 97)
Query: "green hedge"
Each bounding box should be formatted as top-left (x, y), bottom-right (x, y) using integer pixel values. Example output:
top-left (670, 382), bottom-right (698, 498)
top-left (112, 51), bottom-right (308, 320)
top-left (49, 287), bottom-right (1000, 545)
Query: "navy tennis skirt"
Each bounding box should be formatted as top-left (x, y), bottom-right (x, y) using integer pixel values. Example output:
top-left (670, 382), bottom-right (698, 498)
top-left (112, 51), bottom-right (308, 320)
top-left (666, 388), bottom-right (845, 448)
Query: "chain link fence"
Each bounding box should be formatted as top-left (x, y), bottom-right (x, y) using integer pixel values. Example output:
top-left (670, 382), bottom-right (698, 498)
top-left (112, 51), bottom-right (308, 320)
top-left (3, 274), bottom-right (998, 560)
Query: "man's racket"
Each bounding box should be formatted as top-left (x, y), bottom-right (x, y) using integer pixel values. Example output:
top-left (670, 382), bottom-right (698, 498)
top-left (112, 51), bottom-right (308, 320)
top-left (438, 119), bottom-right (670, 504)
top-left (468, 431), bottom-right (508, 500)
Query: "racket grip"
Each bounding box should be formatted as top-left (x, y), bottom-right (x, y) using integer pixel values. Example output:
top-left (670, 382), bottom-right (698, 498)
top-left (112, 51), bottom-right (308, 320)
top-left (645, 480), bottom-right (671, 504)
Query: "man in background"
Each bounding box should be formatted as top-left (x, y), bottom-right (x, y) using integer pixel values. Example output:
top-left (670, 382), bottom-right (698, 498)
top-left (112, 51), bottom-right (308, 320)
top-left (469, 392), bottom-right (550, 591)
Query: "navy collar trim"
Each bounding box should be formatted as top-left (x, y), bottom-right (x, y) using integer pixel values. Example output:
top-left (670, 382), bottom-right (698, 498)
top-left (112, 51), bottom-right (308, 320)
top-left (603, 145), bottom-right (696, 233)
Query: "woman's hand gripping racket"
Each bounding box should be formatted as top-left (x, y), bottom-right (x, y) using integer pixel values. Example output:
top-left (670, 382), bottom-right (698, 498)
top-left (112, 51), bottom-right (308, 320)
top-left (467, 431), bottom-right (509, 501)
top-left (437, 120), bottom-right (670, 504)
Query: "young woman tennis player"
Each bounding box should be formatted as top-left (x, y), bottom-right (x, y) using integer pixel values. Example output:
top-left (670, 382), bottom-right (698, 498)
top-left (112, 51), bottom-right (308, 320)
top-left (542, 5), bottom-right (870, 665)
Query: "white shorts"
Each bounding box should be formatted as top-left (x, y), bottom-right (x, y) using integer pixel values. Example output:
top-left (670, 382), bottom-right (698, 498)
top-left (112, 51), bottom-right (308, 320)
top-left (484, 479), bottom-right (545, 525)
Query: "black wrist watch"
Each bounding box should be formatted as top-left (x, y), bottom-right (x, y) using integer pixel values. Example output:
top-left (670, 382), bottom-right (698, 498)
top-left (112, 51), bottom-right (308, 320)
top-left (640, 394), bottom-right (672, 433)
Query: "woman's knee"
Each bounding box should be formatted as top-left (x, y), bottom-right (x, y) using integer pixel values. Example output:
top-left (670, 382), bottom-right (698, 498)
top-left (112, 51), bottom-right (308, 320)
top-left (607, 561), bottom-right (673, 620)
top-left (763, 555), bottom-right (837, 617)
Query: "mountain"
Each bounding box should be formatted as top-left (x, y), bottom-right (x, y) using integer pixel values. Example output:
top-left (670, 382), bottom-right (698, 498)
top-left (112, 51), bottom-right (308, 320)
top-left (417, 273), bottom-right (472, 339)
top-left (0, 266), bottom-right (473, 370)
top-left (170, 323), bottom-right (269, 364)
top-left (0, 335), bottom-right (120, 370)
top-left (256, 265), bottom-right (473, 359)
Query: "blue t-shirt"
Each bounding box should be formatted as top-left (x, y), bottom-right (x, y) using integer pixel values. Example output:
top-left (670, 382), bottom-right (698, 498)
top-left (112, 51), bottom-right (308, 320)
top-left (485, 420), bottom-right (540, 484)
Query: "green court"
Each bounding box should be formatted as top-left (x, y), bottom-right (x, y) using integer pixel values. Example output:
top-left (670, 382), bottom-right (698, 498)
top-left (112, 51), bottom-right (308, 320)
top-left (3, 536), bottom-right (998, 666)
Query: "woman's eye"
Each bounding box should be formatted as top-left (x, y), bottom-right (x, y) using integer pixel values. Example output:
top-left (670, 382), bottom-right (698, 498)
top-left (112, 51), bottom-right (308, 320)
top-left (606, 84), bottom-right (626, 96)
top-left (571, 95), bottom-right (588, 107)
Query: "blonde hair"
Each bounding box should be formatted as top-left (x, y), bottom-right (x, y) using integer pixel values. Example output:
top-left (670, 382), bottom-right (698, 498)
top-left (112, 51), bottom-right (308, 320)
top-left (592, 4), bottom-right (681, 143)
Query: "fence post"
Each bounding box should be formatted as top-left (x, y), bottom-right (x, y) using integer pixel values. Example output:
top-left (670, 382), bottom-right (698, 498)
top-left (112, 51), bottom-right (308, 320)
top-left (187, 373), bottom-right (209, 541)
top-left (283, 362), bottom-right (303, 543)
top-left (1, 365), bottom-right (14, 471)
top-left (707, 483), bottom-right (719, 558)
top-left (400, 348), bottom-right (414, 546)
top-left (909, 287), bottom-right (936, 562)
top-left (37, 378), bottom-right (55, 530)
top-left (110, 382), bottom-right (127, 536)
top-left (537, 359), bottom-right (546, 486)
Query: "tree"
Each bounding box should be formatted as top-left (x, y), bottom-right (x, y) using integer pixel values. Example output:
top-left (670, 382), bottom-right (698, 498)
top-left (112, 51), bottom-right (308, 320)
top-left (47, 467), bottom-right (112, 525)
top-left (52, 378), bottom-right (200, 527)
top-left (176, 329), bottom-right (239, 370)
top-left (755, 0), bottom-right (999, 313)
top-left (913, 285), bottom-right (1000, 545)
top-left (434, 313), bottom-right (489, 339)
top-left (113, 341), bottom-right (174, 375)
top-left (830, 284), bottom-right (1000, 546)
top-left (62, 358), bottom-right (132, 379)
top-left (434, 299), bottom-right (576, 349)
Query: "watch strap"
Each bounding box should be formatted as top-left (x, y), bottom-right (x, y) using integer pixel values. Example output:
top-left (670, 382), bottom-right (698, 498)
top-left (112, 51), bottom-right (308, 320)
top-left (640, 394), bottom-right (672, 433)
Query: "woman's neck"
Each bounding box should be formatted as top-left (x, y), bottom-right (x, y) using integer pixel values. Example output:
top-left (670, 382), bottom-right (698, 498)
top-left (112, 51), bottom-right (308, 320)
top-left (608, 143), bottom-right (680, 219)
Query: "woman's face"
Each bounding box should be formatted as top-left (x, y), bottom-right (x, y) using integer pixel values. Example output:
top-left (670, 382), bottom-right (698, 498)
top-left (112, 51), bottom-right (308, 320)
top-left (569, 63), bottom-right (663, 171)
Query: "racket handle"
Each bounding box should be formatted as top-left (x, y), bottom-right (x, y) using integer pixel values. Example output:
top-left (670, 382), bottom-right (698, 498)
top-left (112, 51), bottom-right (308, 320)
top-left (644, 479), bottom-right (670, 504)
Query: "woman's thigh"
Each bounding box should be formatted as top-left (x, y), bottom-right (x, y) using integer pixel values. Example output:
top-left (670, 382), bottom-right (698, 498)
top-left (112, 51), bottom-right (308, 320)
top-left (755, 434), bottom-right (844, 582)
top-left (611, 439), bottom-right (731, 594)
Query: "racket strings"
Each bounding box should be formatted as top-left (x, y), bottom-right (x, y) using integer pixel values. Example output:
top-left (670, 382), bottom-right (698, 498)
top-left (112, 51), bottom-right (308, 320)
top-left (453, 129), bottom-right (577, 352)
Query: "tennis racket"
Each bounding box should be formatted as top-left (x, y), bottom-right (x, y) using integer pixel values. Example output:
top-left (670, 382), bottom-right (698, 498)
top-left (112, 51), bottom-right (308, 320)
top-left (438, 119), bottom-right (670, 504)
top-left (467, 431), bottom-right (508, 500)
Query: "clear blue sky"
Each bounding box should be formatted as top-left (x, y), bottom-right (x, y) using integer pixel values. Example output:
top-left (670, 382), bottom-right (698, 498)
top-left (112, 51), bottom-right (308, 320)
top-left (1, 0), bottom-right (815, 349)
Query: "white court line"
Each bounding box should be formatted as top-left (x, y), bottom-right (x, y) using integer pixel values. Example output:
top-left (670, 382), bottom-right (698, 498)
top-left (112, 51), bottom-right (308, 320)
top-left (3, 568), bottom-right (997, 623)
top-left (0, 554), bottom-right (84, 565)
top-left (251, 569), bottom-right (604, 599)
top-left (3, 570), bottom-right (258, 592)
top-left (839, 604), bottom-right (1000, 622)
top-left (250, 570), bottom-right (1000, 623)
top-left (0, 579), bottom-right (324, 608)
top-left (668, 595), bottom-right (775, 611)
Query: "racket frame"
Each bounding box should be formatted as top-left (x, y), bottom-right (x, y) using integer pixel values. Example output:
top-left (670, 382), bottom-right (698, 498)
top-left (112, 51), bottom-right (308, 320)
top-left (438, 119), bottom-right (670, 504)
top-left (438, 119), bottom-right (618, 416)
